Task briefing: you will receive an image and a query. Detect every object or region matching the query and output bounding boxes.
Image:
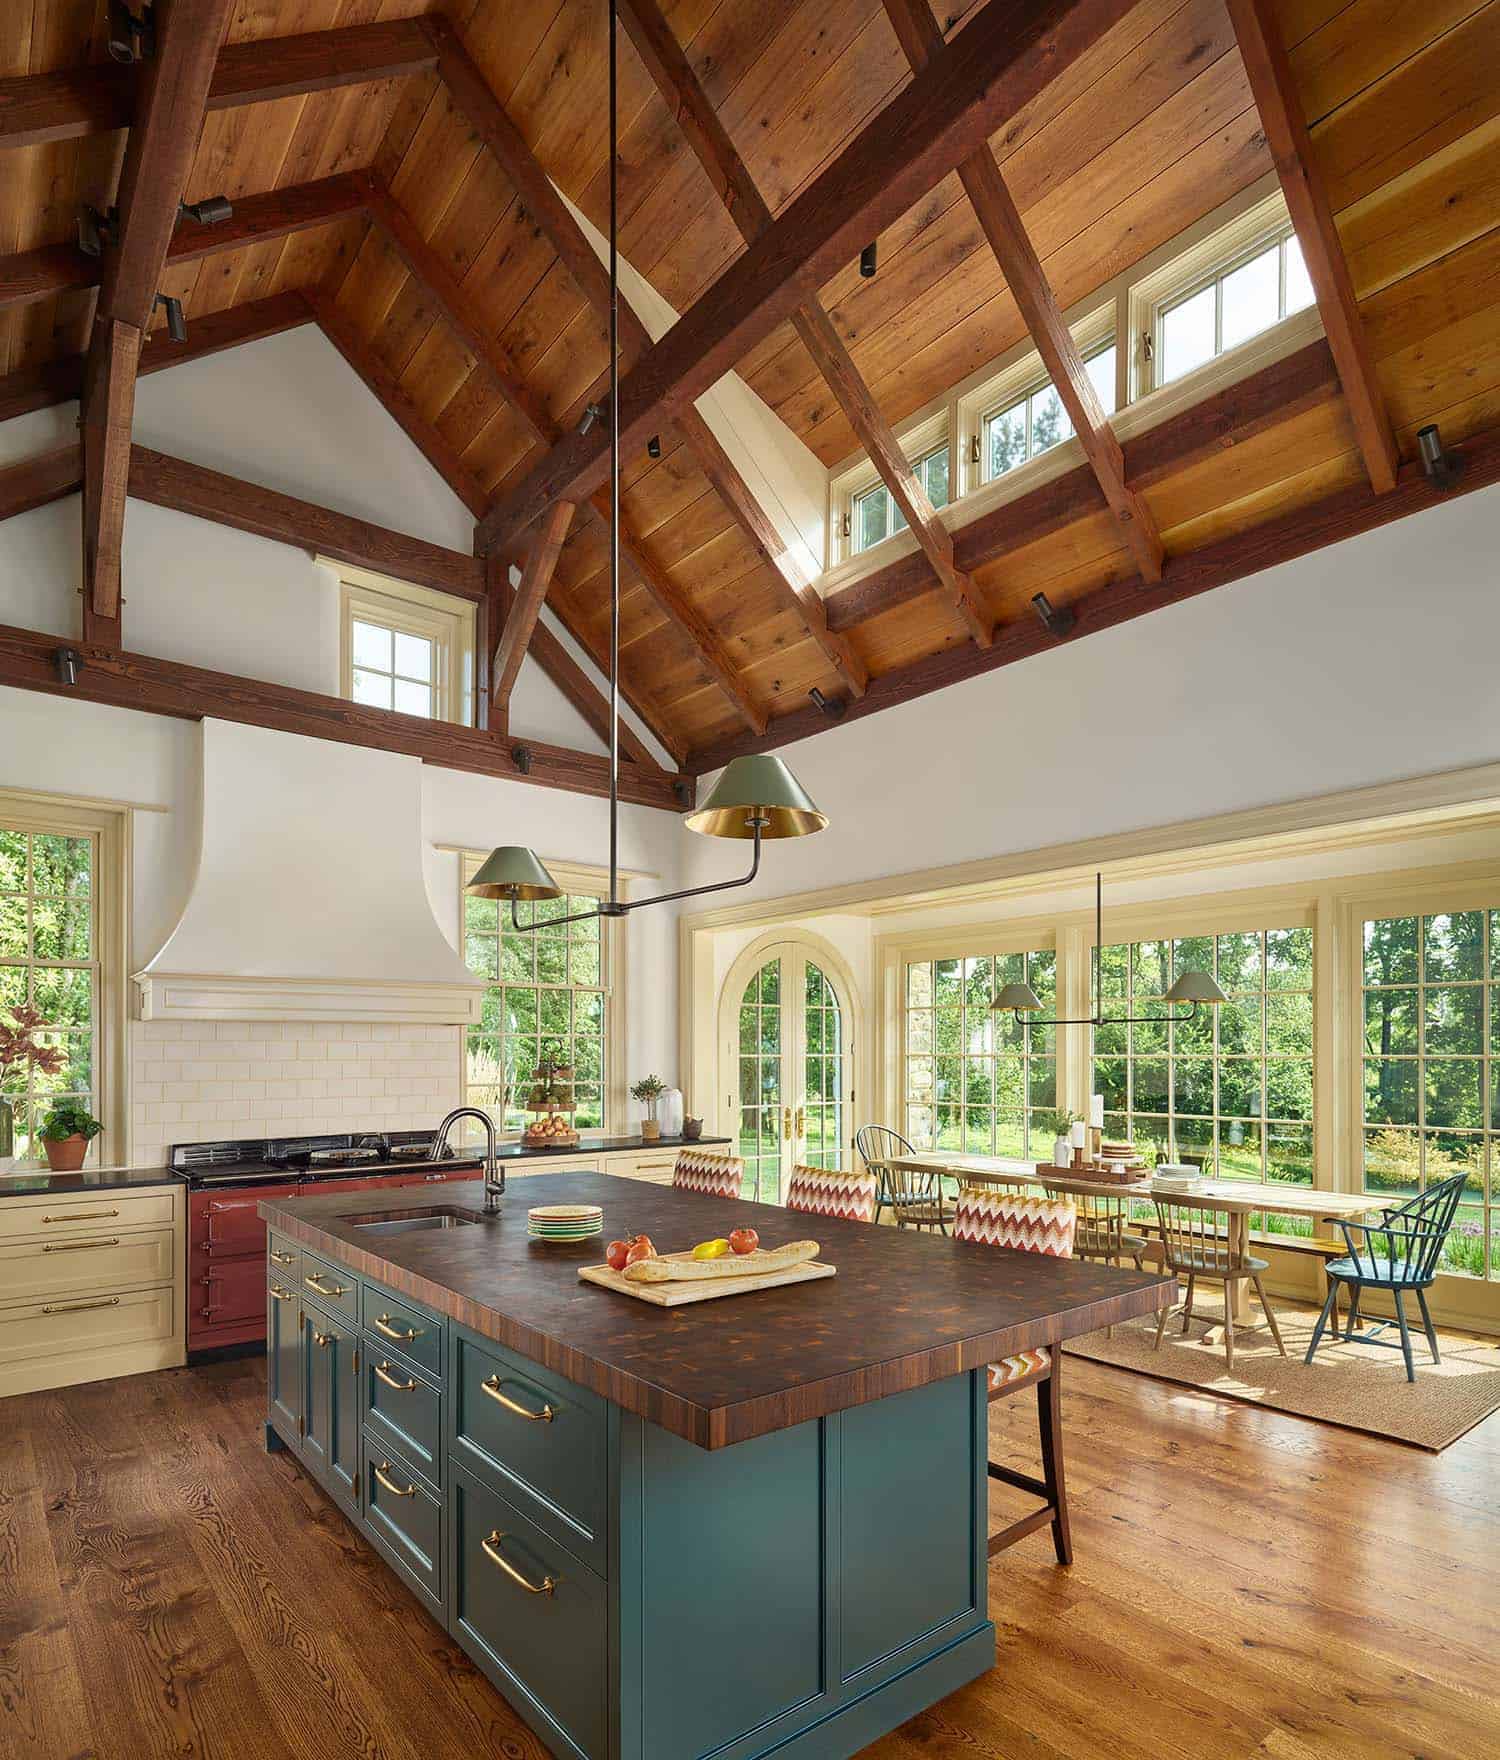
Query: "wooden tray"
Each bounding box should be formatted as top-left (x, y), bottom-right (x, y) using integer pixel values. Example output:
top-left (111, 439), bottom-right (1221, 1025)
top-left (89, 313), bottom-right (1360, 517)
top-left (578, 1251), bottom-right (837, 1307)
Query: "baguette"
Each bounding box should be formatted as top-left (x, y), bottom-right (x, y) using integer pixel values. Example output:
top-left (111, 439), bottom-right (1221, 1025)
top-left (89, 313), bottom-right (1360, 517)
top-left (622, 1240), bottom-right (820, 1284)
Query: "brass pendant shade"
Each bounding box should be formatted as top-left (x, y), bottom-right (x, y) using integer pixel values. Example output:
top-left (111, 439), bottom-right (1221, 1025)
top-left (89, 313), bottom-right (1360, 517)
top-left (683, 755), bottom-right (829, 840)
top-left (466, 845), bottom-right (564, 901)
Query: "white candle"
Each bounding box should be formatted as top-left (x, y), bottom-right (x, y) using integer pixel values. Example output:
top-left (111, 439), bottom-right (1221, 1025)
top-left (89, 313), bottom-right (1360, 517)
top-left (1070, 1119), bottom-right (1087, 1146)
top-left (1090, 1094), bottom-right (1105, 1129)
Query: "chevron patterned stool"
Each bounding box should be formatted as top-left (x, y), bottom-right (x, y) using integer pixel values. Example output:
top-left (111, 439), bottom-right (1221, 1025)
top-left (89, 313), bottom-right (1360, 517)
top-left (786, 1165), bottom-right (878, 1223)
top-left (671, 1149), bottom-right (745, 1201)
top-left (955, 1188), bottom-right (1077, 1566)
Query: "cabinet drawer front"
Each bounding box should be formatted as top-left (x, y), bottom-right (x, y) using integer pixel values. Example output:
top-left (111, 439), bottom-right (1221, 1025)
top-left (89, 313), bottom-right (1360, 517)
top-left (451, 1333), bottom-right (606, 1573)
top-left (265, 1232), bottom-right (301, 1281)
top-left (363, 1355), bottom-right (442, 1488)
top-left (361, 1284), bottom-right (443, 1379)
top-left (2, 1189), bottom-right (177, 1242)
top-left (451, 1462), bottom-right (606, 1760)
top-left (0, 1285), bottom-right (174, 1368)
top-left (363, 1439), bottom-right (442, 1618)
top-left (299, 1250), bottom-right (358, 1322)
top-left (0, 1226), bottom-right (173, 1302)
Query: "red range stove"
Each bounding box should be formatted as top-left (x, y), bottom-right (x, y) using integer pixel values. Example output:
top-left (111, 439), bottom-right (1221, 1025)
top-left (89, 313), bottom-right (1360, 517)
top-left (175, 1132), bottom-right (481, 1356)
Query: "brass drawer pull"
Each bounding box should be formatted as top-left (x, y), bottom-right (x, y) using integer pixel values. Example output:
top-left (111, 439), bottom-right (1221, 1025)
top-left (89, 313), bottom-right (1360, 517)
top-left (373, 1461), bottom-right (416, 1499)
top-left (373, 1313), bottom-right (418, 1342)
top-left (481, 1374), bottom-right (554, 1423)
top-left (42, 1236), bottom-right (121, 1252)
top-left (268, 1283), bottom-right (295, 1302)
top-left (304, 1273), bottom-right (347, 1298)
top-left (481, 1530), bottom-right (557, 1596)
top-left (313, 1329), bottom-right (334, 1348)
top-left (374, 1361), bottom-right (416, 1392)
top-left (42, 1208), bottom-right (119, 1223)
top-left (269, 1249), bottom-right (296, 1265)
top-left (42, 1296), bottom-right (121, 1316)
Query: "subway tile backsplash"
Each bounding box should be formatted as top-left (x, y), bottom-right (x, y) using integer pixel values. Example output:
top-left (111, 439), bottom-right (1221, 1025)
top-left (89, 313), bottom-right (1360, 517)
top-left (130, 1019), bottom-right (463, 1167)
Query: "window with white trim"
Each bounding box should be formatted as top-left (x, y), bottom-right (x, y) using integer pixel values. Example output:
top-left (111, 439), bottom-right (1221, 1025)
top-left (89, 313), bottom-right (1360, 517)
top-left (336, 566), bottom-right (475, 727)
top-left (849, 443), bottom-right (950, 554)
top-left (980, 342), bottom-right (1118, 483)
top-left (1148, 225), bottom-right (1314, 391)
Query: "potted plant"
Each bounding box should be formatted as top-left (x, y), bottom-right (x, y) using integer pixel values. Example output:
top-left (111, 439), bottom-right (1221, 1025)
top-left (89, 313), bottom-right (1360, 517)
top-left (1042, 1108), bottom-right (1080, 1169)
top-left (630, 1074), bottom-right (665, 1143)
top-left (0, 1005), bottom-right (66, 1170)
top-left (37, 1102), bottom-right (102, 1172)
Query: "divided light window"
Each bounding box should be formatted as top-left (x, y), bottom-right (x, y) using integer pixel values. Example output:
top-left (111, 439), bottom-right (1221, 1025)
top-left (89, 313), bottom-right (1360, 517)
top-left (337, 569), bottom-right (474, 728)
top-left (462, 879), bottom-right (608, 1134)
top-left (851, 444), bottom-right (950, 554)
top-left (1154, 226), bottom-right (1314, 387)
top-left (351, 617), bottom-right (440, 718)
top-left (0, 827), bottom-right (96, 1158)
top-left (904, 952), bottom-right (1057, 1157)
top-left (982, 343), bottom-right (1117, 481)
top-left (1093, 928), bottom-right (1314, 1226)
top-left (1362, 909), bottom-right (1496, 1279)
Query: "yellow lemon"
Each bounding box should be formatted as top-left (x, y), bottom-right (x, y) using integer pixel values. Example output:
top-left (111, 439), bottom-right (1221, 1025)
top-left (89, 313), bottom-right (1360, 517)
top-left (691, 1237), bottom-right (731, 1260)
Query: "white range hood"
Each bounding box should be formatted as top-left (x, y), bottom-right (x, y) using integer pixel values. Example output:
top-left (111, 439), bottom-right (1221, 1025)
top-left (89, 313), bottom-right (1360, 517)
top-left (135, 721), bottom-right (484, 1024)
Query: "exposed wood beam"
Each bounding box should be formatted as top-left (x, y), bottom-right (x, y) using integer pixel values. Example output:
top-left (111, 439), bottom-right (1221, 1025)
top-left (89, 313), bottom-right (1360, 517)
top-left (0, 171), bottom-right (369, 313)
top-left (617, 0), bottom-right (987, 650)
top-left (80, 318), bottom-right (140, 642)
top-left (688, 415), bottom-right (1500, 773)
top-left (1225, 0), bottom-right (1399, 494)
top-left (881, 0), bottom-right (1163, 584)
top-left (0, 445), bottom-right (83, 522)
top-left (0, 18), bottom-right (436, 149)
top-left (490, 500), bottom-right (576, 718)
top-left (0, 356), bottom-right (85, 424)
top-left (476, 0), bottom-right (1135, 553)
top-left (824, 340), bottom-right (1340, 632)
top-left (0, 618), bottom-right (690, 811)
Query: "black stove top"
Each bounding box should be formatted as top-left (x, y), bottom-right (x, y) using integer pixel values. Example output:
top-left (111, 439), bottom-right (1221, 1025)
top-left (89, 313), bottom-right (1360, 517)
top-left (171, 1130), bottom-right (465, 1187)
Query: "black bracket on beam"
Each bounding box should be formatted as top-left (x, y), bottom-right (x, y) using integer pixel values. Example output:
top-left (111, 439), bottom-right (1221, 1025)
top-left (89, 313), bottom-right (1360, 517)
top-left (107, 0), bottom-right (155, 64)
top-left (511, 744), bottom-right (533, 775)
top-left (54, 648), bottom-right (81, 687)
top-left (78, 205), bottom-right (120, 259)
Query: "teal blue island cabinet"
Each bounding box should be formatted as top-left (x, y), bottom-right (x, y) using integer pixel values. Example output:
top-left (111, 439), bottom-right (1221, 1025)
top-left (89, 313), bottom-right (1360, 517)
top-left (261, 1172), bottom-right (1171, 1760)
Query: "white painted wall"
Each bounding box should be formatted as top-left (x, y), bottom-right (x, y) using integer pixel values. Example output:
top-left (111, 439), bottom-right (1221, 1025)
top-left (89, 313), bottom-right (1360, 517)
top-left (683, 483), bottom-right (1500, 907)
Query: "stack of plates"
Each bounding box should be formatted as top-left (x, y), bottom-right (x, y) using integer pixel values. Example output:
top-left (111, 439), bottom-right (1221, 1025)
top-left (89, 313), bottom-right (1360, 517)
top-left (1152, 1166), bottom-right (1199, 1191)
top-left (527, 1203), bottom-right (603, 1243)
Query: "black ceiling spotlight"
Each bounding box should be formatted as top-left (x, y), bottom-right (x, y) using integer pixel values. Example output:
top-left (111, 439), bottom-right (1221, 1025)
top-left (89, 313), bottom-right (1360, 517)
top-left (1032, 591), bottom-right (1076, 640)
top-left (859, 242), bottom-right (878, 279)
top-left (107, 0), bottom-right (154, 63)
top-left (77, 204), bottom-right (119, 258)
top-left (808, 686), bottom-right (847, 721)
top-left (672, 779), bottom-right (691, 807)
top-left (511, 744), bottom-right (534, 775)
top-left (1417, 423), bottom-right (1464, 492)
top-left (179, 195), bottom-right (234, 227)
top-left (54, 648), bottom-right (81, 687)
top-left (647, 434), bottom-right (661, 459)
top-left (154, 293), bottom-right (187, 343)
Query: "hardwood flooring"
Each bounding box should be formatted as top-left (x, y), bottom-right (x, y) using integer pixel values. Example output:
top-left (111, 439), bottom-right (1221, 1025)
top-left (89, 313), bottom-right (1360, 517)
top-left (1, 1348), bottom-right (1496, 1760)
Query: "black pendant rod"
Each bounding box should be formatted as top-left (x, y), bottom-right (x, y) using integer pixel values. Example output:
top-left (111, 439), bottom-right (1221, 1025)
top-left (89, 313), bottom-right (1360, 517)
top-left (607, 0), bottom-right (621, 910)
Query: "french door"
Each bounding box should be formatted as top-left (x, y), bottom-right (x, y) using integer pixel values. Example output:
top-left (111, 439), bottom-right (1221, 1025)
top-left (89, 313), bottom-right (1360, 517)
top-left (725, 944), bottom-right (851, 1203)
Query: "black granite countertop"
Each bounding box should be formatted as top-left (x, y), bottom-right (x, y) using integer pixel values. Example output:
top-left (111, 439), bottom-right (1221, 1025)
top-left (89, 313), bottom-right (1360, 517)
top-left (490, 1133), bottom-right (730, 1160)
top-left (0, 1165), bottom-right (182, 1198)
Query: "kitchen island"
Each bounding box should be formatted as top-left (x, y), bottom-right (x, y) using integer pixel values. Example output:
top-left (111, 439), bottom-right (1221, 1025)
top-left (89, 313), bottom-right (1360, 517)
top-left (261, 1173), bottom-right (1172, 1760)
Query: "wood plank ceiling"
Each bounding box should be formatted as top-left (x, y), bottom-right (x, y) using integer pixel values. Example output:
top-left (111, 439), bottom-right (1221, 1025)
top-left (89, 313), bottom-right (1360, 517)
top-left (2, 0), bottom-right (1498, 775)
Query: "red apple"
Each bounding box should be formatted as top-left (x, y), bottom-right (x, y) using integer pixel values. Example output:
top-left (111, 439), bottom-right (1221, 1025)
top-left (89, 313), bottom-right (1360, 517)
top-left (624, 1234), bottom-right (657, 1266)
top-left (605, 1238), bottom-right (631, 1272)
top-left (728, 1227), bottom-right (759, 1257)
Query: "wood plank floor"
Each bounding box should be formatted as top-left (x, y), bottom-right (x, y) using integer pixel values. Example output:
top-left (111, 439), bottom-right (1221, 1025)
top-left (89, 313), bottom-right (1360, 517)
top-left (1, 1350), bottom-right (1497, 1760)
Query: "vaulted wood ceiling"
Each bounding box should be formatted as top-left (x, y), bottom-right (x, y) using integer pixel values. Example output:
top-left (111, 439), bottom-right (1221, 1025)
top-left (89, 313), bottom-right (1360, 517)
top-left (3, 0), bottom-right (1498, 779)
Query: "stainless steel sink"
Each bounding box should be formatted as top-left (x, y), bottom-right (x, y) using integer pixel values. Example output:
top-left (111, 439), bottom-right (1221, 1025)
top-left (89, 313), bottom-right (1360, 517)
top-left (349, 1207), bottom-right (483, 1235)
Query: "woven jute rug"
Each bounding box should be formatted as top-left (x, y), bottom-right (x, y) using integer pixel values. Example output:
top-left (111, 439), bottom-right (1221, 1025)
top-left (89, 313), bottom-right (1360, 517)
top-left (1065, 1286), bottom-right (1500, 1451)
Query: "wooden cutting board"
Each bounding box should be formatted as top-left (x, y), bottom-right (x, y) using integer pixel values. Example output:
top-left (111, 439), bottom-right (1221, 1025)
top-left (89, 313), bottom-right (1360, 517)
top-left (578, 1251), bottom-right (837, 1306)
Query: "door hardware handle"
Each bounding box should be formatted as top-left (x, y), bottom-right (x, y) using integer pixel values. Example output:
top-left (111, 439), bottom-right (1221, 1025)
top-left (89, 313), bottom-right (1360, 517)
top-left (42, 1296), bottom-right (121, 1315)
top-left (42, 1208), bottom-right (118, 1223)
top-left (268, 1284), bottom-right (294, 1301)
top-left (313, 1329), bottom-right (334, 1348)
top-left (304, 1274), bottom-right (347, 1297)
top-left (269, 1249), bottom-right (296, 1264)
top-left (373, 1314), bottom-right (418, 1341)
top-left (481, 1531), bottom-right (558, 1596)
top-left (481, 1374), bottom-right (554, 1422)
top-left (795, 1105), bottom-right (805, 1136)
top-left (374, 1361), bottom-right (416, 1392)
top-left (42, 1237), bottom-right (121, 1252)
top-left (373, 1462), bottom-right (416, 1498)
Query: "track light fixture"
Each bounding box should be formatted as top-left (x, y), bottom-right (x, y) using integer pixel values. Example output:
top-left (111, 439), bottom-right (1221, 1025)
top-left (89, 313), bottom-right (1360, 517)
top-left (647, 434), bottom-right (661, 459)
top-left (54, 647), bottom-right (80, 687)
top-left (107, 0), bottom-right (154, 63)
top-left (179, 195), bottom-right (234, 227)
top-left (859, 242), bottom-right (878, 278)
top-left (1417, 424), bottom-right (1463, 492)
top-left (511, 744), bottom-right (534, 775)
top-left (578, 402), bottom-right (603, 436)
top-left (1032, 591), bottom-right (1075, 639)
top-left (154, 293), bottom-right (187, 343)
top-left (77, 205), bottom-right (119, 258)
top-left (808, 686), bottom-right (847, 721)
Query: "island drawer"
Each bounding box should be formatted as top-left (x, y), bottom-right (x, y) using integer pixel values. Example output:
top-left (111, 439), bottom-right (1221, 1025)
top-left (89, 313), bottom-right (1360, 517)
top-left (362, 1438), bottom-right (443, 1621)
top-left (266, 1232), bottom-right (301, 1281)
top-left (450, 1461), bottom-right (607, 1760)
top-left (363, 1354), bottom-right (442, 1489)
top-left (299, 1251), bottom-right (358, 1322)
top-left (450, 1331), bottom-right (607, 1576)
top-left (361, 1285), bottom-right (444, 1380)
top-left (0, 1226), bottom-right (174, 1304)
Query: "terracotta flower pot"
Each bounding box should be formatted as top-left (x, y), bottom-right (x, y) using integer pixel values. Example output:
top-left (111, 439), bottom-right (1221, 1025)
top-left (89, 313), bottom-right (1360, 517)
top-left (43, 1133), bottom-right (89, 1172)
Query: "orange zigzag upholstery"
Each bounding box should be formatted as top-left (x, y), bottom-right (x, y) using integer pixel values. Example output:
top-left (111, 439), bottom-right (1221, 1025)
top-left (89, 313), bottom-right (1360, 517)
top-left (785, 1165), bottom-right (878, 1223)
top-left (954, 1188), bottom-right (1076, 1257)
top-left (672, 1149), bottom-right (744, 1200)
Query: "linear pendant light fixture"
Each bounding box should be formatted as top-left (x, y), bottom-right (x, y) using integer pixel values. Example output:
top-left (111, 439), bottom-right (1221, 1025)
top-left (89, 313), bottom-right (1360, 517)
top-left (468, 0), bottom-right (829, 935)
top-left (990, 873), bottom-right (1229, 1026)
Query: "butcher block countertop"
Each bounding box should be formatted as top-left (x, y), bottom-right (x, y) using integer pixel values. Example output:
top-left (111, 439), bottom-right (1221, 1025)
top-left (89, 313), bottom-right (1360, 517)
top-left (261, 1172), bottom-right (1174, 1448)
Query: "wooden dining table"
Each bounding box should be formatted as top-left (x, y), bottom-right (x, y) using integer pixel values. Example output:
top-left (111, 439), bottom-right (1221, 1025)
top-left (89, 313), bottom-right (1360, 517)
top-left (883, 1152), bottom-right (1386, 1324)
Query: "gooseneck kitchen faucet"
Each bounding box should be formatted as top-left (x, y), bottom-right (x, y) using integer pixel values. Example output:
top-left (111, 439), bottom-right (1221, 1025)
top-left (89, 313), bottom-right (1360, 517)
top-left (430, 1107), bottom-right (504, 1215)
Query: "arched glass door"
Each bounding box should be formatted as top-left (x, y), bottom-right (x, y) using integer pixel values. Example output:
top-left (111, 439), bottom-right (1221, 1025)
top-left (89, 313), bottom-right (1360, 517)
top-left (728, 945), bottom-right (850, 1202)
